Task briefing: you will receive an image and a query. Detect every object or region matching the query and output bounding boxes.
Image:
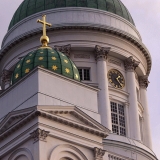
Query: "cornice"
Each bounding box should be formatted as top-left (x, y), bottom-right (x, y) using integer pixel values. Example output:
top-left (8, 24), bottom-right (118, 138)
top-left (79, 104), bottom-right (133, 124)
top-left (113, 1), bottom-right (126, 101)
top-left (0, 26), bottom-right (151, 75)
top-left (4, 7), bottom-right (141, 42)
top-left (0, 106), bottom-right (109, 141)
top-left (103, 139), bottom-right (158, 160)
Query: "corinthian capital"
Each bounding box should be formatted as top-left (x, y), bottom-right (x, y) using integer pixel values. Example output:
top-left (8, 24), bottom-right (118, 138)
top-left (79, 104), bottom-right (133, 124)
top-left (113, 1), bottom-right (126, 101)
top-left (95, 45), bottom-right (110, 61)
top-left (30, 128), bottom-right (50, 143)
top-left (124, 56), bottom-right (140, 71)
top-left (2, 69), bottom-right (12, 84)
top-left (94, 147), bottom-right (105, 160)
top-left (139, 75), bottom-right (149, 88)
top-left (54, 44), bottom-right (71, 57)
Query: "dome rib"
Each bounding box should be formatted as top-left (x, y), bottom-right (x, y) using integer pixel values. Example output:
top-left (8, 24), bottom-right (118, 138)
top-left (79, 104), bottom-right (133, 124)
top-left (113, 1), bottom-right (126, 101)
top-left (8, 0), bottom-right (135, 30)
top-left (115, 0), bottom-right (123, 17)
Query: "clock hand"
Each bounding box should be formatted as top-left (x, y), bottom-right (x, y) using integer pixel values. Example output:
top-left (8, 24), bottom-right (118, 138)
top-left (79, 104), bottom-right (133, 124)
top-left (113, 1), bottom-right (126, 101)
top-left (116, 76), bottom-right (123, 87)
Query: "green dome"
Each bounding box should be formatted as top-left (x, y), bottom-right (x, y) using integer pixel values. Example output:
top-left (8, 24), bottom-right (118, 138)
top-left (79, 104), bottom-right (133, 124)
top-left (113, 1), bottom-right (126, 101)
top-left (9, 0), bottom-right (134, 30)
top-left (12, 48), bottom-right (80, 84)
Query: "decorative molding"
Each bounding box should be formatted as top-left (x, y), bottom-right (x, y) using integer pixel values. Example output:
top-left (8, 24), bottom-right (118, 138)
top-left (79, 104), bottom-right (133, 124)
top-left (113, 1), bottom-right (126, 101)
top-left (0, 113), bottom-right (29, 134)
top-left (8, 148), bottom-right (34, 160)
top-left (0, 26), bottom-right (151, 75)
top-left (30, 128), bottom-right (50, 142)
top-left (0, 106), bottom-right (109, 141)
top-left (123, 102), bottom-right (130, 108)
top-left (124, 56), bottom-right (140, 71)
top-left (108, 58), bottom-right (121, 67)
top-left (54, 44), bottom-right (71, 57)
top-left (104, 139), bottom-right (158, 160)
top-left (94, 147), bottom-right (105, 160)
top-left (74, 54), bottom-right (90, 59)
top-left (49, 144), bottom-right (88, 160)
top-left (108, 153), bottom-right (126, 160)
top-left (95, 45), bottom-right (111, 61)
top-left (139, 75), bottom-right (149, 89)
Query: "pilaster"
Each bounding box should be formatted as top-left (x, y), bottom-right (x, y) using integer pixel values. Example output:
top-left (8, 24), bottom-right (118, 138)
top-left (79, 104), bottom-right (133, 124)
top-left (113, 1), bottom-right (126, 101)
top-left (139, 76), bottom-right (152, 149)
top-left (54, 44), bottom-right (71, 57)
top-left (30, 128), bottom-right (50, 160)
top-left (124, 56), bottom-right (141, 140)
top-left (95, 45), bottom-right (111, 130)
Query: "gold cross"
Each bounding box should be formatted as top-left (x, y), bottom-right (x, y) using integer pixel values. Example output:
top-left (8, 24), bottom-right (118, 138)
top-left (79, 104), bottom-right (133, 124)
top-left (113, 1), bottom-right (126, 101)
top-left (37, 15), bottom-right (52, 47)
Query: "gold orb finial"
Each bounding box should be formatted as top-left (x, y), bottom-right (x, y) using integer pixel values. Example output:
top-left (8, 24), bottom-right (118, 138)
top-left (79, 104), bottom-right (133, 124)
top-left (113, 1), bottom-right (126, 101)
top-left (37, 15), bottom-right (52, 47)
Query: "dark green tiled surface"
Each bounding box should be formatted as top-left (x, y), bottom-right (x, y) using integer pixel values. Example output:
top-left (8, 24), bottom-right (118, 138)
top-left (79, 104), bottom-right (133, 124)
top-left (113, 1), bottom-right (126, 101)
top-left (12, 48), bottom-right (80, 84)
top-left (9, 0), bottom-right (134, 30)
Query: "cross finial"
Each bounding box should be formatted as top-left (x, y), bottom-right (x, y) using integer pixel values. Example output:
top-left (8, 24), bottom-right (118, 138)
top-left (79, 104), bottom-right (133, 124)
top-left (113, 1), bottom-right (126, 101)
top-left (37, 15), bottom-right (52, 47)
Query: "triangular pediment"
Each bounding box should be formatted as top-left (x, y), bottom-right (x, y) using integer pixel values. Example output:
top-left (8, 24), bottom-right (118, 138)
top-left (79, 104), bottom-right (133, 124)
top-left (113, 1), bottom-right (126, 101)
top-left (0, 107), bottom-right (35, 134)
top-left (39, 106), bottom-right (110, 136)
top-left (0, 106), bottom-right (110, 140)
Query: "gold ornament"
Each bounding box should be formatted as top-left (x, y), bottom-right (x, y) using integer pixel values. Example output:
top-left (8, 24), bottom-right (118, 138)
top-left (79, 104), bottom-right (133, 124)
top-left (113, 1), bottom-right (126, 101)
top-left (15, 73), bottom-right (19, 79)
top-left (65, 68), bottom-right (70, 73)
top-left (25, 68), bottom-right (30, 73)
top-left (37, 15), bottom-right (52, 47)
top-left (52, 65), bottom-right (58, 71)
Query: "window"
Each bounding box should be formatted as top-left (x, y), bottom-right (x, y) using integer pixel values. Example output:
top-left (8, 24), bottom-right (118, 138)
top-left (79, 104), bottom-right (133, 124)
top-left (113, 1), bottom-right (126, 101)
top-left (111, 102), bottom-right (126, 136)
top-left (78, 68), bottom-right (90, 81)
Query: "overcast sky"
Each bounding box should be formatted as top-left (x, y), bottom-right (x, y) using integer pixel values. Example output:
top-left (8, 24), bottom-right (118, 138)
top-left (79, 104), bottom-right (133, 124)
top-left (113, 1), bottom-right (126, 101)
top-left (0, 0), bottom-right (159, 159)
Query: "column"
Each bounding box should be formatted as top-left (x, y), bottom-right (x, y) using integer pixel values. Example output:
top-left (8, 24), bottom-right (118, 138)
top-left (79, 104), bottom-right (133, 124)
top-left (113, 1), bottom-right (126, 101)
top-left (54, 44), bottom-right (71, 57)
top-left (139, 76), bottom-right (152, 149)
top-left (124, 56), bottom-right (141, 140)
top-left (95, 45), bottom-right (111, 130)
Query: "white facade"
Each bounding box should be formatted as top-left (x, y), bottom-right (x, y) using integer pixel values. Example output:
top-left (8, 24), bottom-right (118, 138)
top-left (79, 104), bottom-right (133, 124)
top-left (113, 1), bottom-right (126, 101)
top-left (0, 6), bottom-right (157, 160)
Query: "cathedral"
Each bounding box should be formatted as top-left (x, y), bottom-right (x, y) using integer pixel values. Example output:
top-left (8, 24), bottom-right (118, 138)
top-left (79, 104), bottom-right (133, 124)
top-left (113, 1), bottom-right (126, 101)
top-left (0, 0), bottom-right (158, 160)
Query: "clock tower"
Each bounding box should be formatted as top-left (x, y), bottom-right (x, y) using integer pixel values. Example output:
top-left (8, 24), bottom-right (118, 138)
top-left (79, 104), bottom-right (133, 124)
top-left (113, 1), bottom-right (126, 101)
top-left (0, 0), bottom-right (157, 160)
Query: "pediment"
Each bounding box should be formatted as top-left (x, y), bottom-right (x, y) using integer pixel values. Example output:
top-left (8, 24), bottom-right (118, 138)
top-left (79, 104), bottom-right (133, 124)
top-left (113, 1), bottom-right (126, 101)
top-left (0, 108), bottom-right (34, 134)
top-left (39, 106), bottom-right (110, 137)
top-left (0, 106), bottom-right (110, 140)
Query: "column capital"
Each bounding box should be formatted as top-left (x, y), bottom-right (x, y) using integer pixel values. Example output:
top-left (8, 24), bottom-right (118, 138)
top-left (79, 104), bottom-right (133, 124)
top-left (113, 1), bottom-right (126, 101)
top-left (1, 69), bottom-right (12, 90)
top-left (2, 69), bottom-right (12, 84)
top-left (30, 128), bottom-right (50, 143)
top-left (124, 56), bottom-right (140, 71)
top-left (95, 45), bottom-right (111, 61)
top-left (54, 44), bottom-right (71, 57)
top-left (94, 147), bottom-right (105, 160)
top-left (139, 75), bottom-right (149, 89)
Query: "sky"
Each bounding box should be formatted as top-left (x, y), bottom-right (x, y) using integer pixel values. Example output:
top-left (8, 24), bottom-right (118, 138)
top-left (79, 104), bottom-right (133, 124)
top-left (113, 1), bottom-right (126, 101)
top-left (0, 0), bottom-right (159, 159)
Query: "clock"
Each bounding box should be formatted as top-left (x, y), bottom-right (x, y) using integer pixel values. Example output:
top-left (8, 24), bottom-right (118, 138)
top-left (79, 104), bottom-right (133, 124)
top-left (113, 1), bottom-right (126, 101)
top-left (108, 69), bottom-right (125, 89)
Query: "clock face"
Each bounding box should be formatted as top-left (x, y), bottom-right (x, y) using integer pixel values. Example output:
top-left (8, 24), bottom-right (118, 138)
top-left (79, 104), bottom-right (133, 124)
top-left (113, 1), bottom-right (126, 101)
top-left (108, 69), bottom-right (125, 89)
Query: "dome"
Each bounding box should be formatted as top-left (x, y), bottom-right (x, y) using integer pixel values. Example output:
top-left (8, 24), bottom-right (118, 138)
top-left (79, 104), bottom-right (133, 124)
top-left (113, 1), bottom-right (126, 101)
top-left (12, 48), bottom-right (80, 84)
top-left (9, 0), bottom-right (134, 30)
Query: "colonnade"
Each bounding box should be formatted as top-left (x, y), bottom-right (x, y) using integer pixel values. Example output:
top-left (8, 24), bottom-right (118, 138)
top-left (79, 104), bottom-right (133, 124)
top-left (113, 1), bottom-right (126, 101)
top-left (95, 45), bottom-right (152, 149)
